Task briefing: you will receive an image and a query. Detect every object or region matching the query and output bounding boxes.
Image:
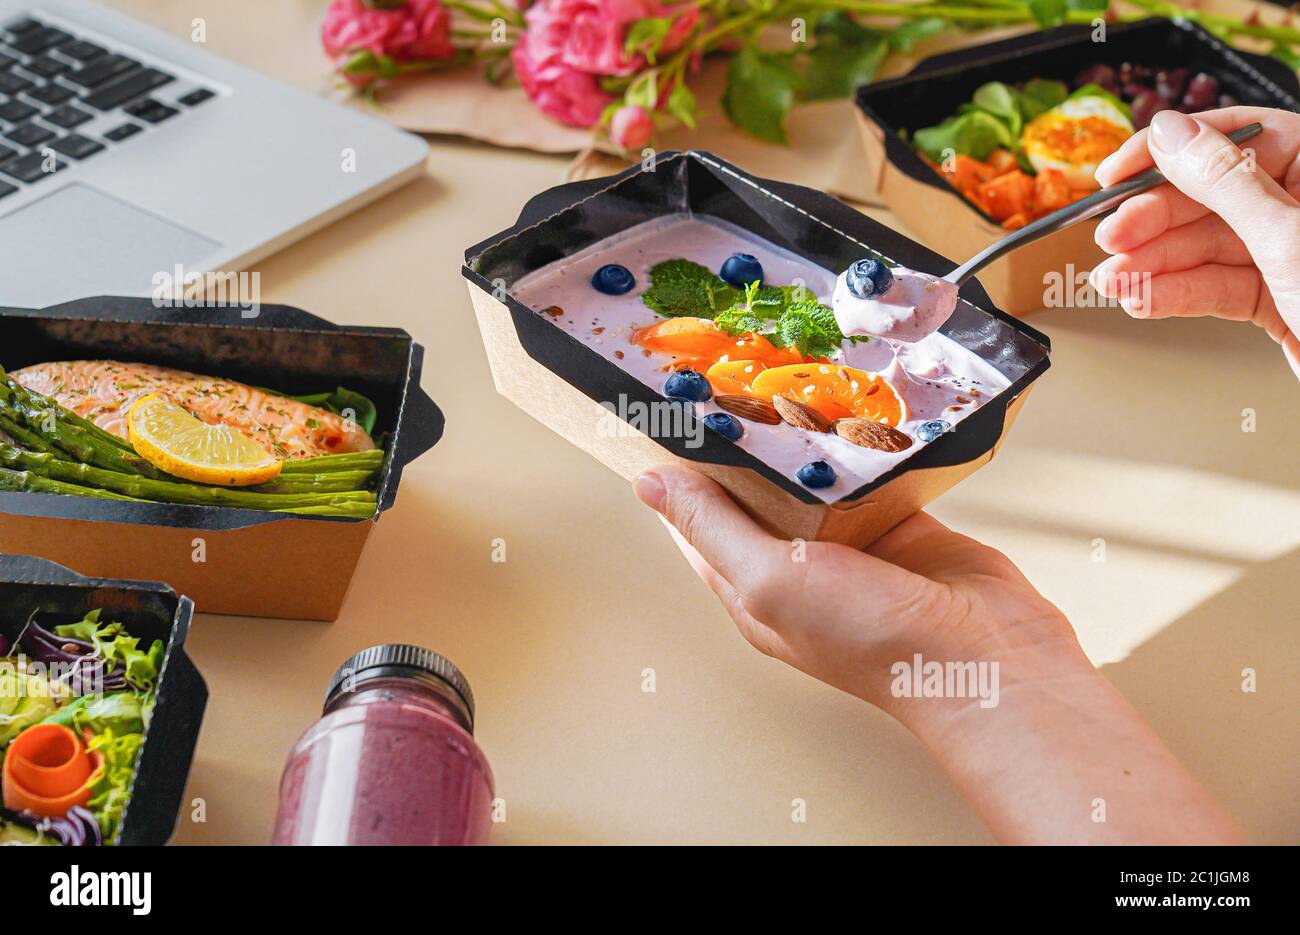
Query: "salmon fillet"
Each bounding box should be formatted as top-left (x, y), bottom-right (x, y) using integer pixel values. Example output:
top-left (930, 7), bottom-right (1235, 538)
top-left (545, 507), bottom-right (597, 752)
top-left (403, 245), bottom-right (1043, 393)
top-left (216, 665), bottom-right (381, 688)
top-left (11, 361), bottom-right (376, 461)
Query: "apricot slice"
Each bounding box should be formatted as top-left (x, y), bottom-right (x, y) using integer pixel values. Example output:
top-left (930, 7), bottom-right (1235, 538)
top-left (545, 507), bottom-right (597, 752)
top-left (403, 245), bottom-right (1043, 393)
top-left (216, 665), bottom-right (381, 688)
top-left (632, 318), bottom-right (736, 358)
top-left (750, 363), bottom-right (907, 426)
top-left (706, 359), bottom-right (767, 396)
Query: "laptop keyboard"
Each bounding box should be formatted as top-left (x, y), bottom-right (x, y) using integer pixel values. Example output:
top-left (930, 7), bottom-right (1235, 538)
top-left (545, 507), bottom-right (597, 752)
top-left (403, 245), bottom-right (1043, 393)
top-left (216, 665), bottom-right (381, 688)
top-left (0, 15), bottom-right (217, 197)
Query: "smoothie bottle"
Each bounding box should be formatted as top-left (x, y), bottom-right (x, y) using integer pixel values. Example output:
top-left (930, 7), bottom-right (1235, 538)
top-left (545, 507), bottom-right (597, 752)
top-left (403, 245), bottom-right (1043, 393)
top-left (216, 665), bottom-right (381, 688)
top-left (272, 644), bottom-right (494, 846)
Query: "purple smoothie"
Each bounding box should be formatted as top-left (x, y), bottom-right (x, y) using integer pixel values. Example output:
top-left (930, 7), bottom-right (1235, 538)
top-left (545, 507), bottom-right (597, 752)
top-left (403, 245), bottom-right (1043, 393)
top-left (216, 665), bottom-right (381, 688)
top-left (272, 645), bottom-right (494, 846)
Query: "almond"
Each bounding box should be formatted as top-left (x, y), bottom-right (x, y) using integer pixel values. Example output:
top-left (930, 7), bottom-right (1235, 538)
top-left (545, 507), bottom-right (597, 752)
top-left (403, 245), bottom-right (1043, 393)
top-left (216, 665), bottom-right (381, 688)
top-left (715, 394), bottom-right (781, 425)
top-left (772, 395), bottom-right (833, 433)
top-left (835, 418), bottom-right (913, 453)
top-left (542, 305), bottom-right (564, 317)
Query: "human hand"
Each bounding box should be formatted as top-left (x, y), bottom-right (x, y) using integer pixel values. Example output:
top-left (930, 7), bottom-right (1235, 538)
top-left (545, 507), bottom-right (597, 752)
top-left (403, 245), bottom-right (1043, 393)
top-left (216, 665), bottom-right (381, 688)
top-left (633, 464), bottom-right (1244, 843)
top-left (1090, 106), bottom-right (1300, 381)
top-left (631, 463), bottom-right (1087, 725)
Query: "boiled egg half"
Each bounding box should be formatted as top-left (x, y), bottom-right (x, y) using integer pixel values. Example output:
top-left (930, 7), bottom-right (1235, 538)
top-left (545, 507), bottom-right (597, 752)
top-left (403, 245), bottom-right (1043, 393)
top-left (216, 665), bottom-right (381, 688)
top-left (1021, 96), bottom-right (1134, 190)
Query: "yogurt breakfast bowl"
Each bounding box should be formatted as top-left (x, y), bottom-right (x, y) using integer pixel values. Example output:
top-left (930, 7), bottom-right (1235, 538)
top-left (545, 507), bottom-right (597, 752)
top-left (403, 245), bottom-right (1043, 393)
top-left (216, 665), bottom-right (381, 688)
top-left (463, 152), bottom-right (1050, 548)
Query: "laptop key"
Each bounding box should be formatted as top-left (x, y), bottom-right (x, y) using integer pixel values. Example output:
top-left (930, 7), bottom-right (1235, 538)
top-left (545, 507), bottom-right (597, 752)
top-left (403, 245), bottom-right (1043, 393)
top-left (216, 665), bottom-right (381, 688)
top-left (0, 179), bottom-right (16, 199)
top-left (25, 82), bottom-right (75, 105)
top-left (0, 143), bottom-right (17, 162)
top-left (2, 18), bottom-right (43, 37)
top-left (0, 71), bottom-right (33, 94)
top-left (103, 122), bottom-right (142, 142)
top-left (0, 52), bottom-right (18, 69)
top-left (124, 98), bottom-right (178, 123)
top-left (44, 104), bottom-right (92, 128)
top-left (5, 122), bottom-right (54, 146)
top-left (25, 54), bottom-right (68, 78)
top-left (0, 98), bottom-right (37, 122)
top-left (8, 26), bottom-right (72, 55)
top-left (49, 133), bottom-right (104, 160)
top-left (65, 54), bottom-right (138, 89)
top-left (0, 150), bottom-right (66, 183)
top-left (83, 68), bottom-right (173, 110)
top-left (57, 40), bottom-right (105, 63)
top-left (178, 88), bottom-right (215, 107)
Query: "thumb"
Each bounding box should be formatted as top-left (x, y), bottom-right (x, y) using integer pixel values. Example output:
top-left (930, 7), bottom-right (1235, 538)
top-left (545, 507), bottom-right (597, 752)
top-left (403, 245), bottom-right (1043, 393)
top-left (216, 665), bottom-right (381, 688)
top-left (1147, 111), bottom-right (1300, 298)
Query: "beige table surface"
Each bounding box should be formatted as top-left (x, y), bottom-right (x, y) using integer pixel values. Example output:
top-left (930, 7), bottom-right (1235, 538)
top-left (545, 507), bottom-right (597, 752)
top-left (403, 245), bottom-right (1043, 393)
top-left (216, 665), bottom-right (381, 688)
top-left (96, 1), bottom-right (1299, 845)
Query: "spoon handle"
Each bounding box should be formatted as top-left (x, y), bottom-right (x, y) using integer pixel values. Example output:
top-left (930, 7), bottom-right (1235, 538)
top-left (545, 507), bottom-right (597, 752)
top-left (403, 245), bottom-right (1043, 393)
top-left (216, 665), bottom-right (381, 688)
top-left (943, 122), bottom-right (1264, 287)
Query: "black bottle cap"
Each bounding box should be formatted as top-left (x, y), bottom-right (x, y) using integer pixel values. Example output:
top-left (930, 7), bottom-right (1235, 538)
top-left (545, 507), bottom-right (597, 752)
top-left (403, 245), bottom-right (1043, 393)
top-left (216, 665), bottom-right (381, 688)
top-left (325, 643), bottom-right (476, 732)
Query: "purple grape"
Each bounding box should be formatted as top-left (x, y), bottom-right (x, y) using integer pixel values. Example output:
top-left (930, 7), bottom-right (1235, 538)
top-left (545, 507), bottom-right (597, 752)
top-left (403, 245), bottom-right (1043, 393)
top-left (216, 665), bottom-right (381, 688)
top-left (1182, 72), bottom-right (1219, 111)
top-left (1119, 62), bottom-right (1151, 85)
top-left (1123, 81), bottom-right (1150, 100)
top-left (1075, 63), bottom-right (1120, 95)
top-left (1155, 67), bottom-right (1189, 102)
top-left (1131, 90), bottom-right (1169, 130)
top-left (1217, 93), bottom-right (1237, 109)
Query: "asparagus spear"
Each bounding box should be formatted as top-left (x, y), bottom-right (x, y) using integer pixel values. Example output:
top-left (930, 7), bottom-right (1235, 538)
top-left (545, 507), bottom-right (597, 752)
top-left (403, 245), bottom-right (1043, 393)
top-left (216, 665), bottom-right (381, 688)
top-left (0, 381), bottom-right (165, 478)
top-left (0, 446), bottom-right (376, 510)
top-left (252, 469), bottom-right (376, 494)
top-left (281, 450), bottom-right (385, 474)
top-left (272, 502), bottom-right (377, 517)
top-left (0, 367), bottom-right (133, 452)
top-left (0, 467), bottom-right (145, 501)
top-left (0, 409), bottom-right (70, 459)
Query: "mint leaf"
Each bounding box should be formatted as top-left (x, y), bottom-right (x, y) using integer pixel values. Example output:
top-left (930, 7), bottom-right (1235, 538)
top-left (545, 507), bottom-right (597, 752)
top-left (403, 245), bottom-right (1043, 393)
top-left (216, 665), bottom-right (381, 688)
top-left (773, 300), bottom-right (846, 359)
top-left (723, 47), bottom-right (800, 143)
top-left (641, 259), bottom-right (737, 318)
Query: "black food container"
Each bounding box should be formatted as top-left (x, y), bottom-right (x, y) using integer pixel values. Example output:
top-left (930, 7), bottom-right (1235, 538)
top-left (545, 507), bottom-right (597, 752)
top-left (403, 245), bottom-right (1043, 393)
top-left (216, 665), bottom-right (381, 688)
top-left (855, 18), bottom-right (1300, 314)
top-left (0, 553), bottom-right (206, 846)
top-left (0, 299), bottom-right (444, 620)
top-left (464, 150), bottom-right (1050, 547)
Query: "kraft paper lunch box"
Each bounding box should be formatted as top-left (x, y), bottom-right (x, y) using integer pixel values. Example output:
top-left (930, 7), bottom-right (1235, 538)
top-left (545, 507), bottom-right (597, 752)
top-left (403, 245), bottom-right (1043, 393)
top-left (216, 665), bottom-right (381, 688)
top-left (0, 299), bottom-right (444, 621)
top-left (855, 18), bottom-right (1300, 315)
top-left (463, 150), bottom-right (1051, 548)
top-left (0, 553), bottom-right (207, 846)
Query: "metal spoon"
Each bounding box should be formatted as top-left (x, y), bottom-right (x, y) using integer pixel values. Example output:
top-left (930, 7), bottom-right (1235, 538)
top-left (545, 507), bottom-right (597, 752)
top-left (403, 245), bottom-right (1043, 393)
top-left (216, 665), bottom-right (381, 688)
top-left (943, 122), bottom-right (1264, 286)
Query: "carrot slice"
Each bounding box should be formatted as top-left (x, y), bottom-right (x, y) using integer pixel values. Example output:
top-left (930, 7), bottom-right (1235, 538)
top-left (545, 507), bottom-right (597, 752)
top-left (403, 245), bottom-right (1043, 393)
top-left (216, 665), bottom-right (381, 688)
top-left (2, 723), bottom-right (96, 818)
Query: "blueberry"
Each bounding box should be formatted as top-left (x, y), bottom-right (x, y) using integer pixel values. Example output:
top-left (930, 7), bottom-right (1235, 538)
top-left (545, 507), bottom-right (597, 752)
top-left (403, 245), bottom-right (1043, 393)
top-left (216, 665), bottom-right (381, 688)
top-left (591, 263), bottom-right (636, 295)
top-left (796, 461), bottom-right (836, 489)
top-left (664, 369), bottom-right (712, 402)
top-left (845, 258), bottom-right (894, 300)
top-left (719, 253), bottom-right (764, 288)
top-left (703, 412), bottom-right (743, 442)
top-left (916, 419), bottom-right (951, 443)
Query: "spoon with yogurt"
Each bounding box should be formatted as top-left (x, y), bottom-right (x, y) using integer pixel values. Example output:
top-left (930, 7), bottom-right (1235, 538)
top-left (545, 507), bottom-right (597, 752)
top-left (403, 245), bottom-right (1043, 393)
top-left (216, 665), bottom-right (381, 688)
top-left (832, 122), bottom-right (1264, 343)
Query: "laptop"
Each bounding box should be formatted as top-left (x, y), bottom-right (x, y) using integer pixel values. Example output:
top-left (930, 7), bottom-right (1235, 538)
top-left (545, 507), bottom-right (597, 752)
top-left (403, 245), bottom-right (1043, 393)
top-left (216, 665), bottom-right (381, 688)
top-left (0, 0), bottom-right (429, 309)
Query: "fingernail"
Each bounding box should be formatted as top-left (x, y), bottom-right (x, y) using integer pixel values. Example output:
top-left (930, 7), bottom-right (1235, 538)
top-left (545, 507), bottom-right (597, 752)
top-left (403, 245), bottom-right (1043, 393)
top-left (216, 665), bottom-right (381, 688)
top-left (633, 471), bottom-right (666, 512)
top-left (1120, 295), bottom-right (1149, 319)
top-left (1150, 111), bottom-right (1199, 154)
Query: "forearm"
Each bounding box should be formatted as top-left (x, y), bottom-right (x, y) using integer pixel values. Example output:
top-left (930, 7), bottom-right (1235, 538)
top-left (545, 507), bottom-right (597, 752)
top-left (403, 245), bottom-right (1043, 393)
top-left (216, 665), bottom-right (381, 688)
top-left (902, 646), bottom-right (1244, 845)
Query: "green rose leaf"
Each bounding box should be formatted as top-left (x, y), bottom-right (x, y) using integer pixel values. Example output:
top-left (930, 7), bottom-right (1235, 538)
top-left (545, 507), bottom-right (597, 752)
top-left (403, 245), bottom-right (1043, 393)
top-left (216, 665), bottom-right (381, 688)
top-left (667, 80), bottom-right (697, 129)
top-left (625, 17), bottom-right (672, 65)
top-left (1027, 0), bottom-right (1068, 27)
top-left (888, 17), bottom-right (948, 52)
top-left (723, 47), bottom-right (801, 144)
top-left (803, 35), bottom-right (887, 101)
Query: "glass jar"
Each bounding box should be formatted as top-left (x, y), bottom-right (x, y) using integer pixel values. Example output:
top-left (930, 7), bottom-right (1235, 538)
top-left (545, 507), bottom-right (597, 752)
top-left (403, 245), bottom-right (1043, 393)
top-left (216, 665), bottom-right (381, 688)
top-left (272, 644), bottom-right (494, 845)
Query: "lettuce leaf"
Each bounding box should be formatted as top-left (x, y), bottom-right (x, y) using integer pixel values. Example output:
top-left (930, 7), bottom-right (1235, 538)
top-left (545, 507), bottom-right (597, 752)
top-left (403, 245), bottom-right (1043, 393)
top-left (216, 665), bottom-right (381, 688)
top-left (84, 728), bottom-right (143, 842)
top-left (41, 690), bottom-right (148, 736)
top-left (54, 611), bottom-right (163, 692)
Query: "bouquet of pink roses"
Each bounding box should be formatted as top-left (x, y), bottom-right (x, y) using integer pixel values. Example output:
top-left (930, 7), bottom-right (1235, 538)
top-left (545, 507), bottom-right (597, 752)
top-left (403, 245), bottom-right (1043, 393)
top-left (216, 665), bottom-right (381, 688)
top-left (322, 0), bottom-right (1300, 148)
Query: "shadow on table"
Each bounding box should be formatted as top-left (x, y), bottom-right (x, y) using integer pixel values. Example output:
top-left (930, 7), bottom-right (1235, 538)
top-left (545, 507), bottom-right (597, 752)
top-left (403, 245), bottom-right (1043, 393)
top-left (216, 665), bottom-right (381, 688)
top-left (1098, 544), bottom-right (1300, 844)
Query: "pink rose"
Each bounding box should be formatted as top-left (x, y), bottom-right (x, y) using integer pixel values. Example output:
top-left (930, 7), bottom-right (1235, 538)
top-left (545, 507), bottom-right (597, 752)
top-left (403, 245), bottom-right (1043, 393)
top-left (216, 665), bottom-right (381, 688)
top-left (321, 0), bottom-right (454, 65)
top-left (609, 104), bottom-right (653, 149)
top-left (519, 0), bottom-right (698, 78)
top-left (512, 44), bottom-right (613, 127)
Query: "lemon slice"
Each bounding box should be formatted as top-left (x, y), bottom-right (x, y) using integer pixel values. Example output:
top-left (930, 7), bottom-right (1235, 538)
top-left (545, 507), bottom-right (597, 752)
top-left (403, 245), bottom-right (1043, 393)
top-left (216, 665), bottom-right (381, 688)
top-left (128, 394), bottom-right (282, 487)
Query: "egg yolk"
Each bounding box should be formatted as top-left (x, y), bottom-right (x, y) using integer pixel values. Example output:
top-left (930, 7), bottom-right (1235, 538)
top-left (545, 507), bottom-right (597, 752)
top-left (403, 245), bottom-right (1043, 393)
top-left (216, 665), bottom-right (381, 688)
top-left (1023, 115), bottom-right (1130, 165)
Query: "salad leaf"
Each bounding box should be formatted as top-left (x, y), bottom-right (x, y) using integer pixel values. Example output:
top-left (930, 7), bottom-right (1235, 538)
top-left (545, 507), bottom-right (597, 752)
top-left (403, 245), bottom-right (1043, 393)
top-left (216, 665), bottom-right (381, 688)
top-left (54, 610), bottom-right (163, 692)
top-left (272, 386), bottom-right (379, 435)
top-left (642, 259), bottom-right (738, 318)
top-left (42, 690), bottom-right (149, 737)
top-left (914, 109), bottom-right (1013, 162)
top-left (973, 82), bottom-right (1022, 140)
top-left (1069, 82), bottom-right (1134, 121)
top-left (84, 729), bottom-right (143, 842)
top-left (1018, 79), bottom-right (1068, 122)
top-left (0, 661), bottom-right (60, 745)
